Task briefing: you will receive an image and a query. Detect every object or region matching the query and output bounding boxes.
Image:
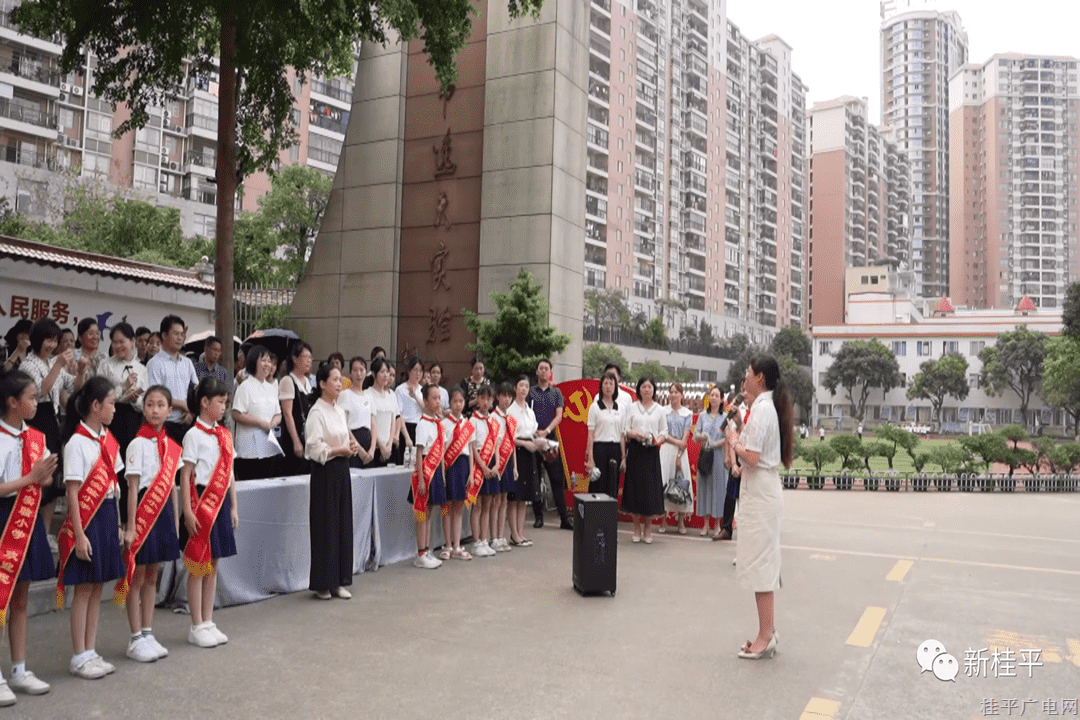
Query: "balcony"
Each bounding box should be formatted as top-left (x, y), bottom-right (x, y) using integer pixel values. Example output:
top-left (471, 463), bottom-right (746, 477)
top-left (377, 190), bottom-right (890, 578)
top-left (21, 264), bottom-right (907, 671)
top-left (0, 98), bottom-right (56, 137)
top-left (308, 78), bottom-right (352, 105)
top-left (1, 53), bottom-right (60, 91)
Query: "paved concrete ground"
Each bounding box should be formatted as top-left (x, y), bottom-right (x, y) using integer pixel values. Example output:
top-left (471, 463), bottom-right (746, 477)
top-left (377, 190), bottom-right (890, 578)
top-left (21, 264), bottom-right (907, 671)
top-left (13, 491), bottom-right (1080, 720)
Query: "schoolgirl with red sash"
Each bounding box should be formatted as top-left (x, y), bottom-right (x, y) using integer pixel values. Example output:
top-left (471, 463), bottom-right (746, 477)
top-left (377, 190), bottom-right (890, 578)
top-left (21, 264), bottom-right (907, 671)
top-left (0, 368), bottom-right (61, 699)
top-left (411, 386), bottom-right (446, 569)
top-left (438, 391), bottom-right (474, 560)
top-left (489, 383), bottom-right (519, 553)
top-left (466, 386), bottom-right (501, 558)
top-left (59, 375), bottom-right (125, 680)
top-left (179, 377), bottom-right (237, 650)
top-left (115, 385), bottom-right (182, 663)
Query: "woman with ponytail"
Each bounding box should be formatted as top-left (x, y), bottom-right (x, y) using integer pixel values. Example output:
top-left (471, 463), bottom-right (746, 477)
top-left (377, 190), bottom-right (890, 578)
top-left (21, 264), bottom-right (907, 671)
top-left (724, 354), bottom-right (794, 661)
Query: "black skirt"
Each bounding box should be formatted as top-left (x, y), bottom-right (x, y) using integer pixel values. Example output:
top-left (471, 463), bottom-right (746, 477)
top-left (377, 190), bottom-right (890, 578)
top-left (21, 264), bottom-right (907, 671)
top-left (349, 427), bottom-right (372, 469)
top-left (28, 401), bottom-right (64, 504)
top-left (309, 457), bottom-right (353, 591)
top-left (507, 446), bottom-right (537, 502)
top-left (391, 422), bottom-right (416, 466)
top-left (234, 455), bottom-right (287, 481)
top-left (590, 441), bottom-right (622, 499)
top-left (620, 441), bottom-right (664, 517)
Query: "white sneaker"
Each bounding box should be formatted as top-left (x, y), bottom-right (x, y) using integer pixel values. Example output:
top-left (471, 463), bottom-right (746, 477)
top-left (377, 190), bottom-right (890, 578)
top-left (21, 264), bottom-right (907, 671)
top-left (93, 656), bottom-right (115, 675)
top-left (126, 636), bottom-right (158, 663)
top-left (333, 587), bottom-right (352, 599)
top-left (8, 671), bottom-right (49, 695)
top-left (69, 656), bottom-right (106, 680)
top-left (187, 624), bottom-right (218, 648)
top-left (143, 634), bottom-right (168, 659)
top-left (472, 540), bottom-right (492, 557)
top-left (0, 681), bottom-right (14, 706)
top-left (413, 552), bottom-right (441, 569)
top-left (205, 622), bottom-right (228, 644)
top-left (485, 541), bottom-right (499, 556)
top-left (495, 538), bottom-right (512, 552)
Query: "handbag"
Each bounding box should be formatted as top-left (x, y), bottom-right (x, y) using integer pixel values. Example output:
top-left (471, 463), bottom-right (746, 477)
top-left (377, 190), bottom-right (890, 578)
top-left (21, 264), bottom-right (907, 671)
top-left (697, 445), bottom-right (714, 476)
top-left (664, 465), bottom-right (692, 505)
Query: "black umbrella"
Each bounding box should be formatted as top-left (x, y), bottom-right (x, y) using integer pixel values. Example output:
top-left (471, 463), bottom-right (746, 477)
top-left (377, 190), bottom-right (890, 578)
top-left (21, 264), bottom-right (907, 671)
top-left (182, 330), bottom-right (243, 362)
top-left (245, 328), bottom-right (301, 362)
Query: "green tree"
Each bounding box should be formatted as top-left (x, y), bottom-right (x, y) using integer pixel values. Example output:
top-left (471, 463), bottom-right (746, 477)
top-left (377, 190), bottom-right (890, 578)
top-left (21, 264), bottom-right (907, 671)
top-left (906, 353), bottom-right (970, 429)
top-left (462, 268), bottom-right (571, 382)
top-left (796, 439), bottom-right (838, 476)
top-left (582, 344), bottom-right (628, 379)
top-left (253, 304), bottom-right (289, 331)
top-left (928, 444), bottom-right (970, 475)
top-left (698, 320), bottom-right (717, 347)
top-left (257, 165), bottom-right (332, 283)
top-left (1041, 336), bottom-right (1080, 437)
top-left (828, 434), bottom-right (865, 471)
top-left (1049, 441), bottom-right (1080, 473)
top-left (1063, 282), bottom-right (1080, 339)
top-left (978, 327), bottom-right (1047, 429)
top-left (642, 316), bottom-right (668, 349)
top-left (625, 360), bottom-right (672, 385)
top-left (958, 432), bottom-right (1007, 473)
top-left (872, 423), bottom-right (917, 470)
top-left (779, 353), bottom-right (813, 422)
top-left (13, 0), bottom-right (544, 376)
top-left (231, 212), bottom-right (281, 285)
top-left (584, 288), bottom-right (631, 330)
top-left (822, 339), bottom-right (901, 422)
top-left (862, 441), bottom-right (890, 473)
top-left (770, 326), bottom-right (811, 366)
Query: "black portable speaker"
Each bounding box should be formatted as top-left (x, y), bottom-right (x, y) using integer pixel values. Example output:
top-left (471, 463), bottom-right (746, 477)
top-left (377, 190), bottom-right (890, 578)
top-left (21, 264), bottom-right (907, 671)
top-left (572, 493), bottom-right (617, 596)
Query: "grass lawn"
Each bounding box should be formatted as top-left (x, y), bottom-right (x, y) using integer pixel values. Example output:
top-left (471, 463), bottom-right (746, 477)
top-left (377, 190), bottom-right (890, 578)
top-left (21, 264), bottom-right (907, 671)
top-left (789, 437), bottom-right (961, 477)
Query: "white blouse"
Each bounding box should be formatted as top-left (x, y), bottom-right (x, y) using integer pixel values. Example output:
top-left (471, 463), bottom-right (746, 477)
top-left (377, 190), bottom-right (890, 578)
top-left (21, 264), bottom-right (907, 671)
top-left (338, 387), bottom-right (372, 431)
top-left (0, 419), bottom-right (52, 498)
top-left (741, 391), bottom-right (782, 470)
top-left (63, 422), bottom-right (124, 498)
top-left (232, 377), bottom-right (283, 460)
top-left (587, 398), bottom-right (624, 444)
top-left (181, 419), bottom-right (232, 488)
top-left (304, 398), bottom-right (351, 465)
top-left (125, 436), bottom-right (164, 491)
top-left (471, 413), bottom-right (492, 449)
top-left (395, 383), bottom-right (423, 424)
top-left (278, 373), bottom-right (311, 402)
top-left (414, 416), bottom-right (442, 459)
top-left (623, 401), bottom-right (666, 439)
top-left (365, 387), bottom-right (401, 445)
top-left (20, 352), bottom-right (75, 414)
top-left (97, 355), bottom-right (149, 411)
top-left (507, 401), bottom-right (538, 439)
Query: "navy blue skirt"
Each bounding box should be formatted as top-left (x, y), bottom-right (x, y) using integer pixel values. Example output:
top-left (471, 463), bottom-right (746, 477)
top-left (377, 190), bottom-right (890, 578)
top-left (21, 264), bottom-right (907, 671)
top-left (445, 455), bottom-right (469, 502)
top-left (498, 461), bottom-right (514, 494)
top-left (479, 459), bottom-right (501, 496)
top-left (427, 466), bottom-right (448, 507)
top-left (133, 488), bottom-right (181, 566)
top-left (179, 486), bottom-right (237, 560)
top-left (506, 447), bottom-right (537, 502)
top-left (63, 498), bottom-right (124, 586)
top-left (0, 495), bottom-right (55, 582)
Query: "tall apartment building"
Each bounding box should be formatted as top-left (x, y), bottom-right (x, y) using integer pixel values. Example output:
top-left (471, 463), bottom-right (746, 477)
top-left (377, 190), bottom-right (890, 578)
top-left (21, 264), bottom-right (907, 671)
top-left (879, 3), bottom-right (967, 300)
top-left (584, 0), bottom-right (807, 347)
top-left (0, 1), bottom-right (352, 239)
top-left (808, 96), bottom-right (913, 326)
top-left (949, 53), bottom-right (1080, 310)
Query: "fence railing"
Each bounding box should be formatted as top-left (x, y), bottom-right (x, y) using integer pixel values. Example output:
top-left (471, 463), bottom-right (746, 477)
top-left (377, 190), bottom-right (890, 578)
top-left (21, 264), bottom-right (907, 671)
top-left (583, 324), bottom-right (741, 360)
top-left (234, 283), bottom-right (295, 340)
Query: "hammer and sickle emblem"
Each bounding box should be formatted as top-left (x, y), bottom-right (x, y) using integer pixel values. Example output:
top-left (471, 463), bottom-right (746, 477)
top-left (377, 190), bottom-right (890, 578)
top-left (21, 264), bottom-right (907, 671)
top-left (564, 389), bottom-right (593, 423)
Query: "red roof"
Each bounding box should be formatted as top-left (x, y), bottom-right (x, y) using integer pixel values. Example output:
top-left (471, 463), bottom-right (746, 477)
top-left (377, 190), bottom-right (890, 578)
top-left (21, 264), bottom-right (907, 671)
top-left (933, 296), bottom-right (954, 314)
top-left (1016, 295), bottom-right (1037, 313)
top-left (0, 235), bottom-right (214, 293)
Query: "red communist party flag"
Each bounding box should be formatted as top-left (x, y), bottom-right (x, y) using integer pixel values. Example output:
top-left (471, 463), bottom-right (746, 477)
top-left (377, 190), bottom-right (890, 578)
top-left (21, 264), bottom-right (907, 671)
top-left (554, 379), bottom-right (636, 508)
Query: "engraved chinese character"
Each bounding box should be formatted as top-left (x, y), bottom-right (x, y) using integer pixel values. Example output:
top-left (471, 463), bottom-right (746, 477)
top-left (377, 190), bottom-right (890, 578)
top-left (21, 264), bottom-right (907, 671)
top-left (29, 298), bottom-right (49, 320)
top-left (427, 306), bottom-right (452, 345)
top-left (1044, 699), bottom-right (1059, 715)
top-left (979, 698), bottom-right (1000, 715)
top-left (431, 239), bottom-right (451, 292)
top-left (1020, 699), bottom-right (1038, 716)
top-left (51, 301), bottom-right (69, 324)
top-left (1062, 699), bottom-right (1078, 715)
top-left (433, 128), bottom-right (457, 178)
top-left (9, 296), bottom-right (28, 319)
top-left (438, 84), bottom-right (455, 119)
top-left (434, 191), bottom-right (452, 231)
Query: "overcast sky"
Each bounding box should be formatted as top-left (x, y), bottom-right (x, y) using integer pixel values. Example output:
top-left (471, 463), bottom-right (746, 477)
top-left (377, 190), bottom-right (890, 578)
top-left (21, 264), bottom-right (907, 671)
top-left (726, 0), bottom-right (1080, 122)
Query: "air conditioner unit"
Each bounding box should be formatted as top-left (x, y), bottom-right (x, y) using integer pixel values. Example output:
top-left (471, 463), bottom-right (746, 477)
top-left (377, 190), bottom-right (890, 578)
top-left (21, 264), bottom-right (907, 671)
top-left (174, 125), bottom-right (182, 133)
top-left (169, 161), bottom-right (178, 170)
top-left (163, 110), bottom-right (171, 120)
top-left (160, 155), bottom-right (168, 166)
top-left (58, 92), bottom-right (67, 102)
top-left (60, 82), bottom-right (70, 93)
top-left (72, 86), bottom-right (83, 96)
top-left (66, 136), bottom-right (79, 147)
top-left (57, 124), bottom-right (65, 135)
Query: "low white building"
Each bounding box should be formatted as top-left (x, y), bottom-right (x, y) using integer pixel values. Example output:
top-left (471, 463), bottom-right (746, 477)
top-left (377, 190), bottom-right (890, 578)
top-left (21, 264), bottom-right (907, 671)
top-left (812, 281), bottom-right (1063, 433)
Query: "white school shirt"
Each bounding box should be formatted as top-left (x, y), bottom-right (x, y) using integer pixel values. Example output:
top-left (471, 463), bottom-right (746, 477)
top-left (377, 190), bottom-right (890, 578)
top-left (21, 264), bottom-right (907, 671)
top-left (440, 414), bottom-right (466, 448)
top-left (125, 436), bottom-right (163, 492)
top-left (365, 387), bottom-right (401, 445)
top-left (471, 413), bottom-right (492, 450)
top-left (232, 376), bottom-right (284, 459)
top-left (491, 408), bottom-right (509, 450)
top-left (338, 387), bottom-right (372, 431)
top-left (587, 398), bottom-right (624, 444)
top-left (181, 419), bottom-right (230, 488)
top-left (395, 383), bottom-right (423, 424)
top-left (0, 419), bottom-right (52, 498)
top-left (623, 401), bottom-right (666, 439)
top-left (414, 416), bottom-right (442, 459)
top-left (507, 401), bottom-right (538, 439)
top-left (63, 422), bottom-right (123, 498)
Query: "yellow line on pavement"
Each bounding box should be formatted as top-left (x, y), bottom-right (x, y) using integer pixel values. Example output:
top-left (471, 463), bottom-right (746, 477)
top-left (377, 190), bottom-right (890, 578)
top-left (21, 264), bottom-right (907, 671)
top-left (800, 697), bottom-right (840, 719)
top-left (781, 544), bottom-right (1080, 577)
top-left (886, 559), bottom-right (913, 581)
top-left (846, 606), bottom-right (887, 647)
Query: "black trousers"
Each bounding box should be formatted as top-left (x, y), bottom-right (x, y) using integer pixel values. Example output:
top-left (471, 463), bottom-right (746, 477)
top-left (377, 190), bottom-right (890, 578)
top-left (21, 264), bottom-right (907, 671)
top-left (589, 442), bottom-right (622, 500)
top-left (309, 457), bottom-right (353, 592)
top-left (721, 475), bottom-right (741, 533)
top-left (533, 452), bottom-right (570, 522)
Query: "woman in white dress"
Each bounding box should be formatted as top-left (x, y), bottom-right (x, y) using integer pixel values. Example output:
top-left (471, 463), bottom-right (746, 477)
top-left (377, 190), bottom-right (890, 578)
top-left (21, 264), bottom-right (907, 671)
top-left (231, 346), bottom-right (284, 480)
top-left (725, 355), bottom-right (795, 660)
top-left (659, 382), bottom-right (693, 533)
top-left (363, 358), bottom-right (401, 467)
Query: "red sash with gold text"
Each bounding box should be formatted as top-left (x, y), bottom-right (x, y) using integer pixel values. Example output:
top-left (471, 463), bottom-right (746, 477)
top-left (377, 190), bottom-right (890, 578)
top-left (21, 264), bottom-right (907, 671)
top-left (114, 425), bottom-right (181, 606)
top-left (411, 416), bottom-right (444, 522)
top-left (183, 423), bottom-right (233, 578)
top-left (495, 411), bottom-right (517, 475)
top-left (466, 415), bottom-right (499, 506)
top-left (0, 425), bottom-right (45, 626)
top-left (57, 425), bottom-right (119, 607)
top-left (442, 416), bottom-right (474, 468)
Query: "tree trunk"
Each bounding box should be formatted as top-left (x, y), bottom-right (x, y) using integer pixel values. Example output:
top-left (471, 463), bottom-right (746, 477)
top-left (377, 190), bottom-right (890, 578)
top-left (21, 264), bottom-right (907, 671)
top-left (214, 10), bottom-right (238, 378)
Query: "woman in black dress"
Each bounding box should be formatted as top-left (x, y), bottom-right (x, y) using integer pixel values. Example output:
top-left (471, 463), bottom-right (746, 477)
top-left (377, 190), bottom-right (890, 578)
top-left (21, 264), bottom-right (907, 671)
top-left (621, 376), bottom-right (667, 543)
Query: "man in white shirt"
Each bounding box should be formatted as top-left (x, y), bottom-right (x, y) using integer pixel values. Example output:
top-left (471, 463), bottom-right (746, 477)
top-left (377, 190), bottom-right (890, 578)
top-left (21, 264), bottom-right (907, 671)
top-left (147, 314), bottom-right (198, 447)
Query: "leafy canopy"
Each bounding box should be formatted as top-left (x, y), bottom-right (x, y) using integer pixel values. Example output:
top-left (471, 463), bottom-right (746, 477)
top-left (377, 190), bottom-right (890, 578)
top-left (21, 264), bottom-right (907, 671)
top-left (770, 326), bottom-right (811, 366)
top-left (1063, 282), bottom-right (1080, 340)
top-left (872, 423), bottom-right (917, 470)
top-left (822, 339), bottom-right (901, 421)
top-left (461, 269), bottom-right (571, 383)
top-left (828, 434), bottom-right (865, 471)
top-left (978, 327), bottom-right (1047, 426)
top-left (796, 439), bottom-right (838, 475)
top-left (1041, 336), bottom-right (1080, 436)
top-left (582, 344), bottom-right (629, 380)
top-left (907, 353), bottom-right (969, 423)
top-left (779, 353), bottom-right (813, 422)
